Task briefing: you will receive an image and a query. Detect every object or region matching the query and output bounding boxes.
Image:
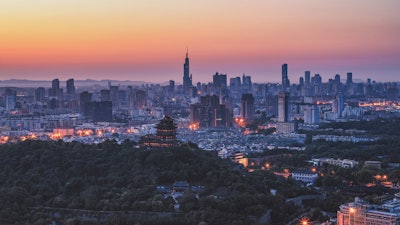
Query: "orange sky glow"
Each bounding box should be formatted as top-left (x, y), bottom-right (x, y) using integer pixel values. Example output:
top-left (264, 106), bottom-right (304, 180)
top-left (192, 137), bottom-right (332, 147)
top-left (1, 0), bottom-right (399, 83)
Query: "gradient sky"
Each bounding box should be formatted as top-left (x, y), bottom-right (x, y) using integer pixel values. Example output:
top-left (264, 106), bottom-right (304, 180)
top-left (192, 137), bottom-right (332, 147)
top-left (1, 0), bottom-right (399, 83)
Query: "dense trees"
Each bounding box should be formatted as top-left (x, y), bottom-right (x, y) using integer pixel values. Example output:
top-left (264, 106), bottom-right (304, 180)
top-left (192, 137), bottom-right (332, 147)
top-left (0, 140), bottom-right (302, 225)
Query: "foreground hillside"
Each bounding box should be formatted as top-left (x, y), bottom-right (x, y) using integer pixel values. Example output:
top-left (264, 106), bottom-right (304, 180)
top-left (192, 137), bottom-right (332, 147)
top-left (0, 140), bottom-right (303, 225)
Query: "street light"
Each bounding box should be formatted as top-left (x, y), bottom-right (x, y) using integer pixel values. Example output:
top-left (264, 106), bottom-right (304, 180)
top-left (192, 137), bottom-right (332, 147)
top-left (300, 218), bottom-right (309, 225)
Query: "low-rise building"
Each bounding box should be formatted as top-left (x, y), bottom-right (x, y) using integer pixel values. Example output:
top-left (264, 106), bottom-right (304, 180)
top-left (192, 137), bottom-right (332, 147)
top-left (337, 195), bottom-right (400, 225)
top-left (310, 158), bottom-right (359, 168)
top-left (291, 170), bottom-right (318, 183)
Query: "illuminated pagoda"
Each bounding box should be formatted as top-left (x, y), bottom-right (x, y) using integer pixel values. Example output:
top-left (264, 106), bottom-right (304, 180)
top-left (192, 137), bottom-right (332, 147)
top-left (139, 115), bottom-right (178, 148)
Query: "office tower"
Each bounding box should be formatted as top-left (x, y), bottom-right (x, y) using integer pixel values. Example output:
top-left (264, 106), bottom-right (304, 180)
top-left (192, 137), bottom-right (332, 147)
top-left (242, 74), bottom-right (252, 94)
top-left (5, 88), bottom-right (16, 111)
top-left (213, 72), bottom-right (227, 88)
top-left (183, 49), bottom-right (192, 95)
top-left (229, 77), bottom-right (241, 96)
top-left (49, 79), bottom-right (63, 108)
top-left (334, 74), bottom-right (341, 94)
top-left (35, 87), bottom-right (46, 102)
top-left (311, 74), bottom-right (322, 96)
top-left (241, 93), bottom-right (254, 121)
top-left (278, 91), bottom-right (290, 122)
top-left (65, 79), bottom-right (76, 108)
top-left (346, 72), bottom-right (353, 86)
top-left (79, 91), bottom-right (92, 114)
top-left (51, 78), bottom-right (60, 95)
top-left (345, 72), bottom-right (354, 95)
top-left (304, 71), bottom-right (311, 87)
top-left (168, 80), bottom-right (175, 95)
top-left (282, 64), bottom-right (290, 90)
top-left (66, 79), bottom-right (75, 95)
top-left (299, 77), bottom-right (304, 87)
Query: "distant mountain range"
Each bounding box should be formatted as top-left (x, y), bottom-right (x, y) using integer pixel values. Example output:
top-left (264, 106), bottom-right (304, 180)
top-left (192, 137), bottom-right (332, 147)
top-left (0, 79), bottom-right (163, 88)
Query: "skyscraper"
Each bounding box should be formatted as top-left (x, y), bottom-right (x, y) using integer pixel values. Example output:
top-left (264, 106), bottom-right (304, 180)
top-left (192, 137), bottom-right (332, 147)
top-left (35, 87), bottom-right (46, 102)
top-left (346, 72), bottom-right (353, 86)
top-left (52, 79), bottom-right (60, 92)
top-left (278, 91), bottom-right (290, 122)
top-left (79, 91), bottom-right (92, 114)
top-left (168, 80), bottom-right (175, 95)
top-left (282, 64), bottom-right (290, 90)
top-left (241, 94), bottom-right (254, 121)
top-left (242, 74), bottom-right (252, 94)
top-left (183, 49), bottom-right (192, 95)
top-left (66, 79), bottom-right (75, 95)
top-left (213, 72), bottom-right (227, 88)
top-left (48, 78), bottom-right (63, 108)
top-left (65, 78), bottom-right (76, 102)
top-left (334, 74), bottom-right (341, 94)
top-left (304, 71), bottom-right (311, 87)
top-left (299, 77), bottom-right (304, 87)
top-left (49, 78), bottom-right (60, 97)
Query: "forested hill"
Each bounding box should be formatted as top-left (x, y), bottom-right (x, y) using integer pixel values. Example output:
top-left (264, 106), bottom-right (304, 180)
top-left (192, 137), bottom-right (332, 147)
top-left (0, 140), bottom-right (301, 225)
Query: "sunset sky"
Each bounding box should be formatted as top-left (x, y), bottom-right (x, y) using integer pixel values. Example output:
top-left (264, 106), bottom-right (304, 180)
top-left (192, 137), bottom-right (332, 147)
top-left (1, 0), bottom-right (399, 83)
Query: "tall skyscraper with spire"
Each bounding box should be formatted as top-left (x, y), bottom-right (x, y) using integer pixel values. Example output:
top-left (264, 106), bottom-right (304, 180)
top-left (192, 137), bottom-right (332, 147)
top-left (282, 64), bottom-right (290, 90)
top-left (183, 49), bottom-right (192, 95)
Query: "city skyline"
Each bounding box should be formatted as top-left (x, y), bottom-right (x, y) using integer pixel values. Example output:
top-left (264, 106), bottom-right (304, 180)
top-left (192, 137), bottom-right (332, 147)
top-left (1, 0), bottom-right (399, 83)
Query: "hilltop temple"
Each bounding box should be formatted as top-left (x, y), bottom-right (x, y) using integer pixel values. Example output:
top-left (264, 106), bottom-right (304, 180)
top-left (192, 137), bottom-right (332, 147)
top-left (139, 115), bottom-right (178, 148)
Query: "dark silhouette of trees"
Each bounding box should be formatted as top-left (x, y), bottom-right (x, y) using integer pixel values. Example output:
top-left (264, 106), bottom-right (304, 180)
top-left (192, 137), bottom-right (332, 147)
top-left (0, 140), bottom-right (303, 225)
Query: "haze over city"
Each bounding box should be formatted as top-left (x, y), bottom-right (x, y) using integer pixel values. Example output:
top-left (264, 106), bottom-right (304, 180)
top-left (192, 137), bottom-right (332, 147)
top-left (1, 0), bottom-right (399, 83)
